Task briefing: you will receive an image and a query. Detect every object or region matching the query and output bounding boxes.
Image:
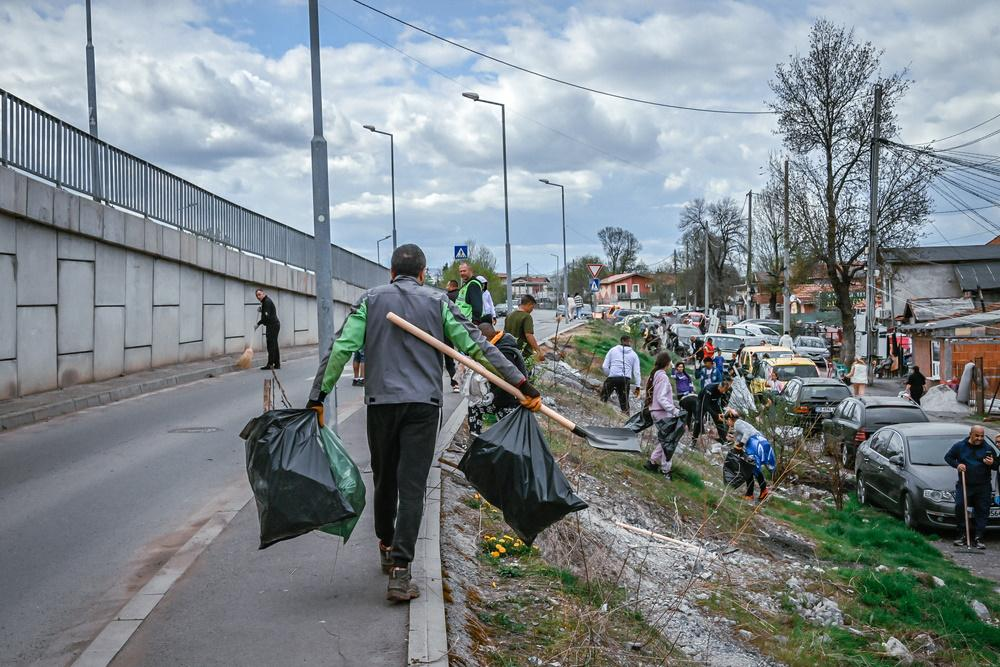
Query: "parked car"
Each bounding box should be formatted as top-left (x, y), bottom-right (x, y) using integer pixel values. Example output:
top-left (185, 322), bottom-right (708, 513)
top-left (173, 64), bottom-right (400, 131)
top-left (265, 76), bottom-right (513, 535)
top-left (740, 318), bottom-right (783, 331)
top-left (693, 333), bottom-right (744, 366)
top-left (593, 305), bottom-right (614, 319)
top-left (737, 345), bottom-right (794, 375)
top-left (822, 396), bottom-right (929, 468)
top-left (749, 357), bottom-right (819, 394)
top-left (608, 308), bottom-right (640, 324)
top-left (855, 423), bottom-right (1000, 530)
top-left (776, 377), bottom-right (851, 431)
top-left (577, 304), bottom-right (593, 318)
top-left (792, 335), bottom-right (831, 365)
top-left (731, 322), bottom-right (781, 345)
top-left (650, 305), bottom-right (679, 317)
top-left (723, 315), bottom-right (740, 330)
top-left (681, 311), bottom-right (707, 328)
top-left (668, 323), bottom-right (702, 353)
top-left (494, 302), bottom-right (509, 317)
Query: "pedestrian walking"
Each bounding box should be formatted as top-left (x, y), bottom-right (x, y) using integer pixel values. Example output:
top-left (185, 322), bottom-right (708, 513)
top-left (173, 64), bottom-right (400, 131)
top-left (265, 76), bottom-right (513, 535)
top-left (574, 292), bottom-right (583, 313)
top-left (254, 288), bottom-right (280, 370)
top-left (642, 352), bottom-right (686, 480)
top-left (691, 378), bottom-right (732, 445)
top-left (466, 322), bottom-right (527, 435)
top-left (714, 348), bottom-right (726, 380)
top-left (600, 335), bottom-right (641, 413)
top-left (673, 361), bottom-right (694, 397)
top-left (352, 349), bottom-right (365, 386)
top-left (905, 365), bottom-right (927, 405)
top-left (477, 275), bottom-right (497, 323)
top-left (847, 357), bottom-right (868, 396)
top-left (504, 294), bottom-right (546, 361)
top-left (779, 330), bottom-right (794, 349)
top-left (456, 262), bottom-right (485, 323)
top-left (724, 408), bottom-right (774, 501)
top-left (566, 293), bottom-right (576, 320)
top-left (945, 425), bottom-right (998, 550)
top-left (306, 244), bottom-right (540, 601)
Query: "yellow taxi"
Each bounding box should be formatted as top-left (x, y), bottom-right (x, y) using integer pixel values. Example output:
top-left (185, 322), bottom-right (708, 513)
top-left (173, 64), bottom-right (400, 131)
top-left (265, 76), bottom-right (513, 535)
top-left (749, 356), bottom-right (820, 395)
top-left (737, 345), bottom-right (794, 373)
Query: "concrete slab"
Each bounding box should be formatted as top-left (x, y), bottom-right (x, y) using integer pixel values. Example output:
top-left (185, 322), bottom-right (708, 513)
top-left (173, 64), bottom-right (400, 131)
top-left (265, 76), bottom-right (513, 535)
top-left (211, 243), bottom-right (225, 274)
top-left (252, 257), bottom-right (266, 285)
top-left (203, 305), bottom-right (225, 357)
top-left (224, 279), bottom-right (244, 340)
top-left (0, 211), bottom-right (14, 254)
top-left (179, 266), bottom-right (203, 343)
top-left (203, 273), bottom-right (224, 305)
top-left (0, 360), bottom-right (15, 400)
top-left (153, 259), bottom-right (180, 306)
top-left (95, 244), bottom-right (127, 306)
top-left (0, 167), bottom-right (28, 216)
top-left (102, 209), bottom-right (125, 245)
top-left (17, 306), bottom-right (57, 395)
top-left (124, 213), bottom-right (145, 250)
top-left (57, 260), bottom-right (95, 354)
top-left (225, 248), bottom-right (240, 277)
top-left (293, 294), bottom-right (308, 332)
top-left (53, 189), bottom-right (79, 232)
top-left (124, 252), bottom-right (154, 348)
top-left (239, 253), bottom-right (252, 281)
top-left (78, 198), bottom-right (103, 237)
top-left (196, 237), bottom-right (213, 270)
top-left (124, 346), bottom-right (152, 374)
top-left (179, 232), bottom-right (197, 265)
top-left (243, 304), bottom-right (262, 351)
top-left (161, 227), bottom-right (180, 260)
top-left (224, 337), bottom-right (245, 354)
top-left (26, 178), bottom-right (54, 224)
top-left (73, 620), bottom-right (142, 667)
top-left (0, 255), bottom-right (14, 360)
top-left (178, 341), bottom-right (203, 363)
top-left (16, 220), bottom-right (57, 306)
top-left (151, 306), bottom-right (180, 367)
top-left (58, 232), bottom-right (96, 261)
top-left (143, 219), bottom-right (163, 255)
top-left (58, 351), bottom-right (94, 388)
top-left (94, 306), bottom-right (125, 381)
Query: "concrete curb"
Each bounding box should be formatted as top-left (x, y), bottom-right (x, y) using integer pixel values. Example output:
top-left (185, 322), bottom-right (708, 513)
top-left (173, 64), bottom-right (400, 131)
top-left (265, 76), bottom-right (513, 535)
top-left (0, 347), bottom-right (317, 432)
top-left (408, 398), bottom-right (467, 667)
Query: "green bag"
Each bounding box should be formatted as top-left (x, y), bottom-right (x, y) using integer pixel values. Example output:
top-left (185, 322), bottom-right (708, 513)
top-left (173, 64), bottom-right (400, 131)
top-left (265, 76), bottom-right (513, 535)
top-left (317, 426), bottom-right (366, 542)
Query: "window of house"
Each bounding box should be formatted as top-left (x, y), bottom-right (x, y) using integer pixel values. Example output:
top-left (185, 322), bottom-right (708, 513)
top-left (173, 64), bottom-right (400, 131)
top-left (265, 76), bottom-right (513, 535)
top-left (632, 283), bottom-right (640, 294)
top-left (616, 284), bottom-right (627, 295)
top-left (931, 340), bottom-right (941, 379)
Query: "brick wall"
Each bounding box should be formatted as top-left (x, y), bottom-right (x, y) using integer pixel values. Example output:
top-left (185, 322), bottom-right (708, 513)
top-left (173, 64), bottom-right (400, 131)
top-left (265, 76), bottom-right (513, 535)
top-left (949, 339), bottom-right (1000, 393)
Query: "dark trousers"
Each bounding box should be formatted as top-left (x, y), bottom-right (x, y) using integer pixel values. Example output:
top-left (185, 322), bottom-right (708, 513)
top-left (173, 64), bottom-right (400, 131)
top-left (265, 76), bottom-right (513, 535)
top-left (692, 398), bottom-right (728, 442)
top-left (367, 403), bottom-right (440, 564)
top-left (955, 483), bottom-right (992, 540)
top-left (601, 376), bottom-right (630, 412)
top-left (746, 467), bottom-right (767, 496)
top-left (265, 323), bottom-right (280, 368)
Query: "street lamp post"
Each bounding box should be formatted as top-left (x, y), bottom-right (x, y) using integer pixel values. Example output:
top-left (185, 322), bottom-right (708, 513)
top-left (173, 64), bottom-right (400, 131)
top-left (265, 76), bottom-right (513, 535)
top-left (463, 92), bottom-right (512, 316)
top-left (84, 0), bottom-right (102, 199)
top-left (376, 234), bottom-right (391, 266)
top-left (539, 179), bottom-right (568, 306)
top-left (363, 125), bottom-right (396, 250)
top-left (549, 253), bottom-right (560, 306)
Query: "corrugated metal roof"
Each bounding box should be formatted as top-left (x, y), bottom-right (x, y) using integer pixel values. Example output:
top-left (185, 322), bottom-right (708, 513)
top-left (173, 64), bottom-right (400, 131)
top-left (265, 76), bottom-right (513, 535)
top-left (955, 261), bottom-right (1000, 290)
top-left (900, 309), bottom-right (1000, 332)
top-left (883, 245), bottom-right (1000, 263)
top-left (903, 297), bottom-right (975, 322)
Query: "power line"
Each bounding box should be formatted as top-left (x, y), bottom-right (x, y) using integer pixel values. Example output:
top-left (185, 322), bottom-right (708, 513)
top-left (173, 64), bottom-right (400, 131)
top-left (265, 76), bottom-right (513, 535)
top-left (347, 0), bottom-right (775, 115)
top-left (904, 110), bottom-right (1000, 146)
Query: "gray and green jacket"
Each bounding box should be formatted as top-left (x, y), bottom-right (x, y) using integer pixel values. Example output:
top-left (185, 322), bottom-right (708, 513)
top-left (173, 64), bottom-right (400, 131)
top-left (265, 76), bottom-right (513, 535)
top-left (309, 275), bottom-right (526, 407)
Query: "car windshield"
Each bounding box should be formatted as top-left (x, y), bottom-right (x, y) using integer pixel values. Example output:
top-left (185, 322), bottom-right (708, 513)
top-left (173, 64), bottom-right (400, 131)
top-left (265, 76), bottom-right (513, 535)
top-left (865, 406), bottom-right (928, 427)
top-left (798, 337), bottom-right (825, 348)
top-left (757, 326), bottom-right (779, 336)
top-left (908, 437), bottom-right (996, 466)
top-left (676, 326), bottom-right (699, 337)
top-left (713, 338), bottom-right (742, 351)
top-left (802, 385), bottom-right (850, 401)
top-left (773, 365), bottom-right (819, 381)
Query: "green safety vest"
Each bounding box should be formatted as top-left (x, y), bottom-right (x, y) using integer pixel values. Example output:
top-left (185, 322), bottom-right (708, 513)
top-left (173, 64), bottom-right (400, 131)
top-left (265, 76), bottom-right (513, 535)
top-left (456, 280), bottom-right (474, 319)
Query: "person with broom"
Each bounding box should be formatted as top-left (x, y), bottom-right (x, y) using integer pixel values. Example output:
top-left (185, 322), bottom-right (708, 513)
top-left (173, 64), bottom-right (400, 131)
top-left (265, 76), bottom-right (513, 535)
top-left (945, 425), bottom-right (998, 550)
top-left (306, 244), bottom-right (541, 601)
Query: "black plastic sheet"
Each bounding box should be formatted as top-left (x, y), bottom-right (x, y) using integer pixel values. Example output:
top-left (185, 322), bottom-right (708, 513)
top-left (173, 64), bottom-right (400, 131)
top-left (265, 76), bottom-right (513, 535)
top-left (624, 408), bottom-right (654, 433)
top-left (459, 407), bottom-right (588, 544)
top-left (241, 409), bottom-right (359, 549)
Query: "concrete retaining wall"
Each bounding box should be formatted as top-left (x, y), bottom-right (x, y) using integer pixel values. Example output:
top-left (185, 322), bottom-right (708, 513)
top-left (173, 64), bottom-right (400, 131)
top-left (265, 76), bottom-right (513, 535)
top-left (0, 165), bottom-right (370, 400)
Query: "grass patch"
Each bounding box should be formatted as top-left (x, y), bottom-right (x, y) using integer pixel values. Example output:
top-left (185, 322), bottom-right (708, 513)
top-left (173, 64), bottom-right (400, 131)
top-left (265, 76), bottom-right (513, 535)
top-left (570, 320), bottom-right (657, 377)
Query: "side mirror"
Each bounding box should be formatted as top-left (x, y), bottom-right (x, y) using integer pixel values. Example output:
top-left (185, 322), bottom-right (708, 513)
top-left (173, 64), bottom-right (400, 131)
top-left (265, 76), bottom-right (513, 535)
top-left (889, 454), bottom-right (903, 467)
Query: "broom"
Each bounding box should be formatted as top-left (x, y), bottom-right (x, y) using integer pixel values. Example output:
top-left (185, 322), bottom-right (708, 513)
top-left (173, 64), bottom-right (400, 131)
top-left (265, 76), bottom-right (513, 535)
top-left (235, 325), bottom-right (258, 369)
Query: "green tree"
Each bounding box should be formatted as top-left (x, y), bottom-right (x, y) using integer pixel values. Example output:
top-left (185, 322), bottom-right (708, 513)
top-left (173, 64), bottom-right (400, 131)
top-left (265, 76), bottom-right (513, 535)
top-left (565, 254), bottom-right (604, 299)
top-left (598, 226), bottom-right (642, 274)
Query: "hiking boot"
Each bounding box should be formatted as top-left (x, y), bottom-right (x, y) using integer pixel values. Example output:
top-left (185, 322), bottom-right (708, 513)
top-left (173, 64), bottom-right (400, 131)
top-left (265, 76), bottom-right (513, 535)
top-left (386, 565), bottom-right (420, 602)
top-left (379, 542), bottom-right (393, 574)
top-left (975, 539), bottom-right (987, 550)
top-left (758, 487), bottom-right (770, 501)
top-left (743, 495), bottom-right (755, 502)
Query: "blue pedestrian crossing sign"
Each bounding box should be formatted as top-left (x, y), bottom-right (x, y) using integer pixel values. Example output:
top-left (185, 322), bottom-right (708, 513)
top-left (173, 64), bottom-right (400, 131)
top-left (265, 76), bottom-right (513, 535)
top-left (589, 278), bottom-right (601, 292)
top-left (453, 245), bottom-right (469, 260)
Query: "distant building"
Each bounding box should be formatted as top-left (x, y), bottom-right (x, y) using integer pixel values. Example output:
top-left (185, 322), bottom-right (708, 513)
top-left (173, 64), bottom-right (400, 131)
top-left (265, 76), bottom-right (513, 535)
top-left (511, 276), bottom-right (552, 302)
top-left (883, 245), bottom-right (1000, 319)
top-left (597, 272), bottom-right (652, 308)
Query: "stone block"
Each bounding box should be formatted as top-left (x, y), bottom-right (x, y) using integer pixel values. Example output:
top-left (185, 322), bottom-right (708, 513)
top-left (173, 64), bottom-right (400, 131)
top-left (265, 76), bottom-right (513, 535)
top-left (180, 232), bottom-right (197, 264)
top-left (17, 306), bottom-right (57, 395)
top-left (203, 305), bottom-right (225, 357)
top-left (293, 294), bottom-right (309, 332)
top-left (226, 248), bottom-right (240, 276)
top-left (58, 352), bottom-right (94, 388)
top-left (26, 179), bottom-right (54, 224)
top-left (178, 340), bottom-right (203, 363)
top-left (0, 256), bottom-right (14, 359)
top-left (224, 279), bottom-right (244, 339)
top-left (252, 258), bottom-right (266, 284)
top-left (151, 306), bottom-right (179, 367)
top-left (0, 167), bottom-right (28, 216)
top-left (16, 220), bottom-right (57, 305)
top-left (124, 252), bottom-right (154, 347)
top-left (196, 237), bottom-right (213, 269)
top-left (153, 259), bottom-right (180, 306)
top-left (57, 259), bottom-right (95, 354)
top-left (179, 266), bottom-right (203, 343)
top-left (52, 189), bottom-right (79, 231)
top-left (144, 219), bottom-right (163, 255)
top-left (0, 212), bottom-right (14, 253)
top-left (102, 208), bottom-right (125, 245)
top-left (95, 244), bottom-right (127, 306)
top-left (239, 254), bottom-right (253, 281)
top-left (203, 273), bottom-right (224, 305)
top-left (212, 243), bottom-right (226, 274)
top-left (124, 346), bottom-right (151, 373)
top-left (58, 232), bottom-right (96, 260)
top-left (161, 227), bottom-right (180, 259)
top-left (78, 198), bottom-right (103, 237)
top-left (124, 213), bottom-right (145, 249)
top-left (94, 306), bottom-right (125, 380)
top-left (0, 360), bottom-right (16, 400)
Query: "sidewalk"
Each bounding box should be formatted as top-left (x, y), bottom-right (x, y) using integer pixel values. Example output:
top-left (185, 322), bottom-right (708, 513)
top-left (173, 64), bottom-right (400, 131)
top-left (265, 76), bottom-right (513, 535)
top-left (108, 392), bottom-right (465, 667)
top-left (0, 346), bottom-right (316, 431)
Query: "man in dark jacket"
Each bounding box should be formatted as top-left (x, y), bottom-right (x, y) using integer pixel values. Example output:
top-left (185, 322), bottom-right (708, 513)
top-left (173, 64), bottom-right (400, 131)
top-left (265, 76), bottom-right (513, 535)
top-left (945, 425), bottom-right (999, 549)
top-left (466, 322), bottom-right (528, 434)
top-left (255, 288), bottom-right (280, 369)
top-left (307, 244), bottom-right (541, 602)
top-left (456, 262), bottom-right (485, 323)
top-left (692, 378), bottom-right (732, 444)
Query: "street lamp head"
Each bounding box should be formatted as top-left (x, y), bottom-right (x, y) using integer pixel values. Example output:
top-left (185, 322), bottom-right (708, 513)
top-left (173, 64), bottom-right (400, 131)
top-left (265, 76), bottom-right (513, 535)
top-left (363, 124), bottom-right (376, 132)
top-left (462, 92), bottom-right (480, 101)
top-left (539, 178), bottom-right (550, 184)
top-left (379, 234), bottom-right (391, 242)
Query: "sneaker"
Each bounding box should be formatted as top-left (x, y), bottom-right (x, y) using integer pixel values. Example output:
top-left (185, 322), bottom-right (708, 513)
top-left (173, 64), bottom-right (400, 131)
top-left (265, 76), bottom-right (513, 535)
top-left (954, 537), bottom-right (968, 547)
top-left (386, 565), bottom-right (420, 602)
top-left (451, 380), bottom-right (460, 394)
top-left (975, 539), bottom-right (987, 550)
top-left (663, 470), bottom-right (673, 481)
top-left (357, 378), bottom-right (365, 386)
top-left (379, 542), bottom-right (393, 574)
top-left (743, 495), bottom-right (755, 502)
top-left (758, 487), bottom-right (770, 501)
top-left (260, 365), bottom-right (272, 370)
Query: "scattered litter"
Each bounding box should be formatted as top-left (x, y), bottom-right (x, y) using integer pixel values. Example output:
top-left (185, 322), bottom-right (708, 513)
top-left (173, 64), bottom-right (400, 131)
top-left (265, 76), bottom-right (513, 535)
top-left (971, 599), bottom-right (990, 622)
top-left (883, 637), bottom-right (913, 665)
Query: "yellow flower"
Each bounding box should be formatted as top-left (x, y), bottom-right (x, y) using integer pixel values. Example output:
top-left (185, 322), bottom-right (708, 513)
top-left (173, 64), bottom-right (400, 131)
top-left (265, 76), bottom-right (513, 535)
top-left (473, 493), bottom-right (481, 499)
top-left (490, 551), bottom-right (500, 558)
top-left (496, 545), bottom-right (507, 554)
top-left (484, 535), bottom-right (494, 541)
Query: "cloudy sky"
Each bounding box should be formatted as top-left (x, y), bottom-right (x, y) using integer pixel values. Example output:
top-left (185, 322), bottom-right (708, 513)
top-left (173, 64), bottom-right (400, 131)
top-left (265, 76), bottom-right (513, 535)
top-left (2, 0), bottom-right (998, 276)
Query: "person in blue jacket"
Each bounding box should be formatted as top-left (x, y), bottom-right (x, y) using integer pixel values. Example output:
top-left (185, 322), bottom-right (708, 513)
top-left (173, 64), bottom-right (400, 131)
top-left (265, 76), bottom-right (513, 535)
top-left (944, 425), bottom-right (998, 550)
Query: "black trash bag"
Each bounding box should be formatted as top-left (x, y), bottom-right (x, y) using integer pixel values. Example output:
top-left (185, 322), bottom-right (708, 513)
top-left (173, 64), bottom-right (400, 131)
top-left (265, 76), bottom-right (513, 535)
top-left (241, 409), bottom-right (358, 549)
top-left (459, 407), bottom-right (588, 545)
top-left (624, 407), bottom-right (654, 433)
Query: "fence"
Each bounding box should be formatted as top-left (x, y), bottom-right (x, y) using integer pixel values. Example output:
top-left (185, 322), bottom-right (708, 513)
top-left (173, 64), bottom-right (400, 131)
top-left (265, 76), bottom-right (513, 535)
top-left (0, 87), bottom-right (387, 289)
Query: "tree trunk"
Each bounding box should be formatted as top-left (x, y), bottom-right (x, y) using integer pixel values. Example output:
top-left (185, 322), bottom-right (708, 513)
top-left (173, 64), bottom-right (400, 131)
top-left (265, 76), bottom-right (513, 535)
top-left (831, 277), bottom-right (856, 362)
top-left (768, 291), bottom-right (778, 319)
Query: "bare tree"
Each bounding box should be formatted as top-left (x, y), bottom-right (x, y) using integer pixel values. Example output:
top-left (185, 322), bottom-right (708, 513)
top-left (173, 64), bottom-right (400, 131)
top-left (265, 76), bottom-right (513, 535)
top-left (598, 226), bottom-right (642, 275)
top-left (769, 19), bottom-right (933, 360)
top-left (679, 198), bottom-right (746, 307)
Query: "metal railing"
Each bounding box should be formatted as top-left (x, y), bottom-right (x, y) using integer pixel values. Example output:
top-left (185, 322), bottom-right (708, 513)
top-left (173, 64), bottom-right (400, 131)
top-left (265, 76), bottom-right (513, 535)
top-left (0, 87), bottom-right (387, 289)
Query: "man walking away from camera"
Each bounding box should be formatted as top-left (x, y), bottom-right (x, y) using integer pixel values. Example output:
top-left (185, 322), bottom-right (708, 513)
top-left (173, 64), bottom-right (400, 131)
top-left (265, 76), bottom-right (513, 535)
top-left (255, 288), bottom-right (280, 370)
top-left (601, 335), bottom-right (641, 413)
top-left (945, 425), bottom-right (999, 550)
top-left (307, 244), bottom-right (541, 601)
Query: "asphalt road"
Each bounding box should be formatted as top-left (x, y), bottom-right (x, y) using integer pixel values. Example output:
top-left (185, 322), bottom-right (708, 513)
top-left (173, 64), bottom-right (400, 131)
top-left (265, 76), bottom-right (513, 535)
top-left (0, 356), bottom-right (363, 666)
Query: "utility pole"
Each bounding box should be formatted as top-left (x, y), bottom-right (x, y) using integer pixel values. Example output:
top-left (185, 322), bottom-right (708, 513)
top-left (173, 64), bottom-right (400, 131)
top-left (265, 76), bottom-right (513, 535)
top-left (703, 227), bottom-right (710, 314)
top-left (866, 84), bottom-right (883, 384)
top-left (782, 159), bottom-right (791, 334)
top-left (746, 190), bottom-right (753, 319)
top-left (672, 249), bottom-right (678, 305)
top-left (308, 0), bottom-right (337, 426)
top-left (84, 0), bottom-right (102, 200)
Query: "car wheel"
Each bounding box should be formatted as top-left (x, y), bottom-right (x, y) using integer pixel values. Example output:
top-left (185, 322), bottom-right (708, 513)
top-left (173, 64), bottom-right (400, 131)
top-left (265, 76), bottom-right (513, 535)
top-left (841, 443), bottom-right (852, 469)
top-left (902, 494), bottom-right (918, 529)
top-left (857, 473), bottom-right (868, 505)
